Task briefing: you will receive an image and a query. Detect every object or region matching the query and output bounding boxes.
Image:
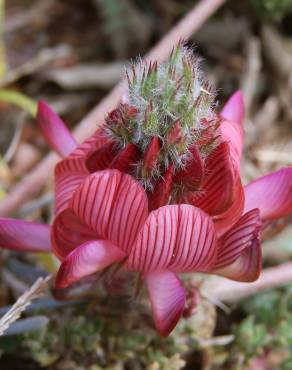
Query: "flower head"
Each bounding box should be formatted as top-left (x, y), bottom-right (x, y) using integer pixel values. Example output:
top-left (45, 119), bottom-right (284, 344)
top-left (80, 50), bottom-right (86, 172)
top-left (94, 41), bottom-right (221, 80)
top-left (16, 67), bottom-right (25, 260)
top-left (1, 44), bottom-right (292, 336)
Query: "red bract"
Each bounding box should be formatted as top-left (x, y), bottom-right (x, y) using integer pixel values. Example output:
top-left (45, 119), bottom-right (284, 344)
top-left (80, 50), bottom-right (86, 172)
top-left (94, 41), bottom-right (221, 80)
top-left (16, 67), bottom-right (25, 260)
top-left (1, 91), bottom-right (292, 336)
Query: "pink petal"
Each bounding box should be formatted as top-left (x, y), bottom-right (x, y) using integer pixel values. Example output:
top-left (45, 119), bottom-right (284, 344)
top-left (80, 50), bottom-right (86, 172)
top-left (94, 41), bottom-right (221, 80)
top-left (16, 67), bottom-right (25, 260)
top-left (212, 208), bottom-right (262, 282)
top-left (174, 145), bottom-right (204, 192)
top-left (109, 143), bottom-right (140, 173)
top-left (220, 91), bottom-right (244, 170)
top-left (190, 142), bottom-right (237, 215)
top-left (86, 141), bottom-right (117, 173)
top-left (221, 90), bottom-right (244, 126)
top-left (144, 271), bottom-right (185, 337)
top-left (213, 176), bottom-right (245, 237)
top-left (244, 168), bottom-right (292, 221)
top-left (220, 119), bottom-right (243, 171)
top-left (55, 239), bottom-right (126, 289)
top-left (37, 101), bottom-right (78, 157)
top-left (127, 205), bottom-right (217, 273)
top-left (51, 209), bottom-right (98, 260)
top-left (214, 237), bottom-right (261, 282)
top-left (0, 218), bottom-right (51, 252)
top-left (148, 165), bottom-right (173, 211)
top-left (67, 128), bottom-right (108, 160)
top-left (69, 170), bottom-right (148, 254)
top-left (54, 129), bottom-right (107, 215)
top-left (55, 171), bottom-right (87, 216)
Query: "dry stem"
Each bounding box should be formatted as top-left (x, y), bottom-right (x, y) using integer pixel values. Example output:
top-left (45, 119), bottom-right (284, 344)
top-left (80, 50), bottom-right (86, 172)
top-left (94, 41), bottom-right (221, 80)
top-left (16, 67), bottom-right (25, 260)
top-left (0, 274), bottom-right (53, 336)
top-left (208, 262), bottom-right (292, 304)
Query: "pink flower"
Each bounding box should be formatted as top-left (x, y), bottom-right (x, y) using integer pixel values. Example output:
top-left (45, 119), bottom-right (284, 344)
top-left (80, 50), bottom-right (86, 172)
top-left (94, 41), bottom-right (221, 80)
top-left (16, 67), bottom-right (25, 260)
top-left (1, 47), bottom-right (292, 336)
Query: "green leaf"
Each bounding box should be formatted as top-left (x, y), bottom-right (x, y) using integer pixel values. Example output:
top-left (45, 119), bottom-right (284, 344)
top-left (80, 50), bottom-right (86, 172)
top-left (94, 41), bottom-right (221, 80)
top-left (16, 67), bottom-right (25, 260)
top-left (0, 89), bottom-right (37, 116)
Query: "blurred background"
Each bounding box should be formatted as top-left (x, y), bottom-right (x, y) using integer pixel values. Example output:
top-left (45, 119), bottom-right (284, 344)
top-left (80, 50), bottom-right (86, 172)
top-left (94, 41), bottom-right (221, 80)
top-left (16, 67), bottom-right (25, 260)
top-left (1, 0), bottom-right (292, 369)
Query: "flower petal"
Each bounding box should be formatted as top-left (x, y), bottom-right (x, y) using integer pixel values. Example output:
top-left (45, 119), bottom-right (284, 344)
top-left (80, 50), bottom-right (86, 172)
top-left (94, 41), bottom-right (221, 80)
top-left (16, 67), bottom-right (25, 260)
top-left (54, 129), bottom-right (108, 215)
top-left (220, 119), bottom-right (243, 171)
top-left (86, 141), bottom-right (118, 173)
top-left (144, 271), bottom-right (185, 337)
top-left (244, 168), bottom-right (292, 221)
top-left (221, 90), bottom-right (244, 126)
top-left (214, 238), bottom-right (261, 282)
top-left (174, 145), bottom-right (204, 192)
top-left (37, 101), bottom-right (78, 157)
top-left (220, 91), bottom-right (244, 170)
top-left (148, 165), bottom-right (173, 211)
top-left (55, 239), bottom-right (126, 289)
top-left (55, 171), bottom-right (87, 216)
top-left (0, 218), bottom-right (51, 252)
top-left (127, 205), bottom-right (217, 273)
top-left (51, 209), bottom-right (98, 260)
top-left (212, 208), bottom-right (262, 282)
top-left (213, 176), bottom-right (245, 237)
top-left (190, 142), bottom-right (237, 215)
top-left (69, 170), bottom-right (148, 253)
top-left (109, 143), bottom-right (140, 173)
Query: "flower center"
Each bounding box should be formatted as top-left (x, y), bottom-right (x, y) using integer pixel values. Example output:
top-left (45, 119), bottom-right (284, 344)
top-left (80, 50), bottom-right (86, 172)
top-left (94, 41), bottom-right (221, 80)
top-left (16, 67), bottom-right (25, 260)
top-left (103, 45), bottom-right (220, 192)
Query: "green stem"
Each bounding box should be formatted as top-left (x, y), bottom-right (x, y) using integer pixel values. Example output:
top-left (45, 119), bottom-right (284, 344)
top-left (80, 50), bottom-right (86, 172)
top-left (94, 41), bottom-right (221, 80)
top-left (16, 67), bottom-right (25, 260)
top-left (0, 89), bottom-right (37, 116)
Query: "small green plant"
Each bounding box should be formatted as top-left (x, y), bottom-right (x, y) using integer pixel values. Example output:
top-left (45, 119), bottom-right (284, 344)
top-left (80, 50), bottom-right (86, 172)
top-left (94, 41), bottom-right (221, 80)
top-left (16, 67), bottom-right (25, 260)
top-left (251, 0), bottom-right (292, 20)
top-left (229, 286), bottom-right (292, 367)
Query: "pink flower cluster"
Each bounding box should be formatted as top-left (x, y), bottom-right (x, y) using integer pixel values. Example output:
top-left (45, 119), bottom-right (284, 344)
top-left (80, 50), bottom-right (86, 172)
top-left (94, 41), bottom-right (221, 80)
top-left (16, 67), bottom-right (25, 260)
top-left (0, 82), bottom-right (292, 336)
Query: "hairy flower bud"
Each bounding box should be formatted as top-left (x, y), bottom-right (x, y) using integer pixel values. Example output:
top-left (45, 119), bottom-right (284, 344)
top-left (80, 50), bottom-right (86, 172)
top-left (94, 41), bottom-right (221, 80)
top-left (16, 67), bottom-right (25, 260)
top-left (103, 43), bottom-right (219, 199)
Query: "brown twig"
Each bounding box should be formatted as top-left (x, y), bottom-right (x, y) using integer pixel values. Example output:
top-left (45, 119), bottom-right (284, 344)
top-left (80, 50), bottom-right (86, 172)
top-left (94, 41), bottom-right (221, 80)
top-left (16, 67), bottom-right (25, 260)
top-left (208, 262), bottom-right (292, 304)
top-left (0, 274), bottom-right (52, 336)
top-left (0, 0), bottom-right (226, 216)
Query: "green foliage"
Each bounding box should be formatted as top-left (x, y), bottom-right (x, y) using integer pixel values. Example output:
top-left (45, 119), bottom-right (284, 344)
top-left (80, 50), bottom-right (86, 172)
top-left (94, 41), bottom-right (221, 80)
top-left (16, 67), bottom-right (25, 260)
top-left (0, 90), bottom-right (37, 117)
top-left (281, 357), bottom-right (292, 370)
top-left (230, 286), bottom-right (292, 367)
top-left (251, 0), bottom-right (292, 20)
top-left (233, 316), bottom-right (268, 360)
top-left (0, 304), bottom-right (190, 369)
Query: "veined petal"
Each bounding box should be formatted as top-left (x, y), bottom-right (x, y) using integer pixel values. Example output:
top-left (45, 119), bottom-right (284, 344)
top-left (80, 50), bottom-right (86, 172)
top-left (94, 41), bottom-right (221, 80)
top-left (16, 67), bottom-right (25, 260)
top-left (148, 165), bottom-right (173, 211)
top-left (69, 170), bottom-right (148, 253)
top-left (63, 128), bottom-right (108, 163)
top-left (221, 90), bottom-right (244, 126)
top-left (127, 205), bottom-right (217, 273)
top-left (190, 142), bottom-right (237, 215)
top-left (55, 171), bottom-right (87, 216)
top-left (212, 208), bottom-right (262, 282)
top-left (51, 209), bottom-right (98, 260)
top-left (174, 145), bottom-right (204, 191)
top-left (213, 176), bottom-right (245, 237)
top-left (220, 119), bottom-right (243, 171)
top-left (109, 143), bottom-right (140, 173)
top-left (213, 209), bottom-right (261, 268)
top-left (144, 271), bottom-right (185, 337)
top-left (37, 101), bottom-right (78, 157)
top-left (0, 218), bottom-right (51, 252)
top-left (55, 239), bottom-right (126, 289)
top-left (86, 141), bottom-right (118, 173)
top-left (244, 168), bottom-right (292, 221)
top-left (220, 91), bottom-right (244, 170)
top-left (214, 237), bottom-right (261, 282)
top-left (54, 129), bottom-right (107, 214)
